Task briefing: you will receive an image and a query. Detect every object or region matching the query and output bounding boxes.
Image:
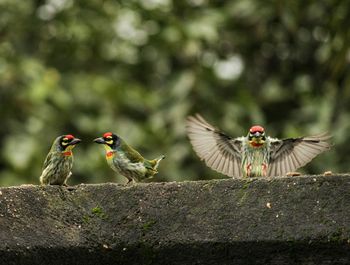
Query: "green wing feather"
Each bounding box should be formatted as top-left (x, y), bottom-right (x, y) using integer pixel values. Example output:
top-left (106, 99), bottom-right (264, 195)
top-left (120, 141), bottom-right (144, 163)
top-left (120, 139), bottom-right (165, 171)
top-left (42, 152), bottom-right (53, 169)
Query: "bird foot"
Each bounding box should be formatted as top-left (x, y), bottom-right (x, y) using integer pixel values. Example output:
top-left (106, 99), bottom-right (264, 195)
top-left (286, 171), bottom-right (301, 177)
top-left (65, 186), bottom-right (77, 191)
top-left (323, 171), bottom-right (333, 176)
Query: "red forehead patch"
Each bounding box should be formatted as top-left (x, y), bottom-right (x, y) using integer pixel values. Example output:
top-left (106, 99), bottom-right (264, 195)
top-left (65, 134), bottom-right (74, 139)
top-left (103, 132), bottom-right (113, 138)
top-left (249, 125), bottom-right (265, 133)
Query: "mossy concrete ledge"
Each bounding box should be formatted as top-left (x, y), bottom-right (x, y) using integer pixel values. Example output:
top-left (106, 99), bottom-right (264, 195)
top-left (1, 174), bottom-right (350, 265)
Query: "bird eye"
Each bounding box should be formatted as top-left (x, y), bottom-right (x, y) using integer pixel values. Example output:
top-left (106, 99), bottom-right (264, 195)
top-left (61, 138), bottom-right (70, 146)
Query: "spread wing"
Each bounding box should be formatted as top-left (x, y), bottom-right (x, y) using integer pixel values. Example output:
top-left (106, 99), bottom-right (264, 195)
top-left (268, 133), bottom-right (331, 176)
top-left (186, 114), bottom-right (244, 178)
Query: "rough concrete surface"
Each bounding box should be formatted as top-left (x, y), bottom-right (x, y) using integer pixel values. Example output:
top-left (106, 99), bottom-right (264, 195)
top-left (1, 174), bottom-right (350, 265)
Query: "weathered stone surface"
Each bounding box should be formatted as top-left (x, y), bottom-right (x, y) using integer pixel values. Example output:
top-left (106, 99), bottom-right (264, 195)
top-left (1, 174), bottom-right (350, 265)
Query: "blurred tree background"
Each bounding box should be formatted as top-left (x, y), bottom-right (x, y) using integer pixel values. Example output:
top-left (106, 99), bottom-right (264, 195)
top-left (0, 0), bottom-right (349, 186)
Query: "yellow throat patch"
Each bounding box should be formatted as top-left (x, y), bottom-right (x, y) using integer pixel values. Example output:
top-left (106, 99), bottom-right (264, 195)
top-left (249, 137), bottom-right (265, 147)
top-left (104, 145), bottom-right (115, 159)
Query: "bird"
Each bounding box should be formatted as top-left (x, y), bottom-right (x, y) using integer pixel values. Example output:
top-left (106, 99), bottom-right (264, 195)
top-left (94, 132), bottom-right (165, 183)
top-left (39, 134), bottom-right (82, 185)
top-left (186, 114), bottom-right (331, 178)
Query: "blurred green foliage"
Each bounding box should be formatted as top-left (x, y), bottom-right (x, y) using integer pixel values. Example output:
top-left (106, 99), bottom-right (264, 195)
top-left (0, 0), bottom-right (349, 186)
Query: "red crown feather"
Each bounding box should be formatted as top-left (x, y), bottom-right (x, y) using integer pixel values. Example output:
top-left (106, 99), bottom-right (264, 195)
top-left (103, 132), bottom-right (113, 138)
top-left (249, 125), bottom-right (265, 133)
top-left (65, 134), bottom-right (74, 139)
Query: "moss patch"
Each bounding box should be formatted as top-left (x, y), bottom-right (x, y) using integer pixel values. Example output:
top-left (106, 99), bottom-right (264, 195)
top-left (142, 220), bottom-right (157, 232)
top-left (82, 206), bottom-right (108, 223)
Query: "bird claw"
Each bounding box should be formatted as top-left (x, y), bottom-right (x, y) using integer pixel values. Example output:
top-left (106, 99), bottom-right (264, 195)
top-left (66, 186), bottom-right (77, 191)
top-left (286, 171), bottom-right (301, 177)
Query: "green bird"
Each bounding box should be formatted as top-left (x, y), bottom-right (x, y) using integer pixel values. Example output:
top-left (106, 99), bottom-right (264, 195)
top-left (39, 134), bottom-right (82, 185)
top-left (186, 114), bottom-right (331, 178)
top-left (94, 132), bottom-right (165, 183)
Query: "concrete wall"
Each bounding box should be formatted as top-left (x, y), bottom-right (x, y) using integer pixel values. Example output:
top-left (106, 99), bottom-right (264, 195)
top-left (1, 174), bottom-right (350, 265)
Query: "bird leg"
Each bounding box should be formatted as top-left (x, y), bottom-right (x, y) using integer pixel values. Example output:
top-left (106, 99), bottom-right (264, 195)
top-left (262, 163), bottom-right (267, 177)
top-left (246, 164), bottom-right (252, 177)
top-left (126, 179), bottom-right (133, 185)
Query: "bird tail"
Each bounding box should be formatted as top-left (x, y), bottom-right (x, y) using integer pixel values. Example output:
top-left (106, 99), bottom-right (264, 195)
top-left (150, 155), bottom-right (165, 170)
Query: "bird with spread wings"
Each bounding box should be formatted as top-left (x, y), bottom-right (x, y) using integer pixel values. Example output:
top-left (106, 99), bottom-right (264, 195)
top-left (186, 114), bottom-right (331, 178)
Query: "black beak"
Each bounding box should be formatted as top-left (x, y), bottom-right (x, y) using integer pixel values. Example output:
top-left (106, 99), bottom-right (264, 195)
top-left (254, 132), bottom-right (261, 137)
top-left (94, 137), bottom-right (105, 144)
top-left (70, 138), bottom-right (82, 145)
